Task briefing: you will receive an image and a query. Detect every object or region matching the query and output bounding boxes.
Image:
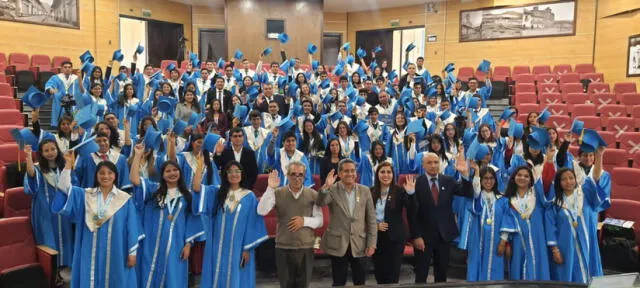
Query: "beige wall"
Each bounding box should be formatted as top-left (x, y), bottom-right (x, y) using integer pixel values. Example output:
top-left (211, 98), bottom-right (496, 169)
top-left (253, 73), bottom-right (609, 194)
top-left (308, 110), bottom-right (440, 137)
top-left (226, 0), bottom-right (323, 63)
top-left (191, 5), bottom-right (226, 54)
top-left (323, 12), bottom-right (347, 39)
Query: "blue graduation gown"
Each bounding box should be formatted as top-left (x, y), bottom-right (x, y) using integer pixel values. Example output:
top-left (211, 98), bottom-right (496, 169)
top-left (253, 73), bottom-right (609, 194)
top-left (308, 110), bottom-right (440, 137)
top-left (357, 155), bottom-right (393, 188)
top-left (74, 151), bottom-right (132, 190)
top-left (194, 185), bottom-right (268, 288)
top-left (176, 152), bottom-right (221, 188)
top-left (51, 186), bottom-right (143, 288)
top-left (267, 148), bottom-right (314, 187)
top-left (132, 73), bottom-right (148, 101)
top-left (544, 176), bottom-right (608, 283)
top-left (45, 74), bottom-right (81, 128)
top-left (134, 179), bottom-right (205, 288)
top-left (386, 131), bottom-right (412, 176)
top-left (508, 180), bottom-right (551, 281)
top-left (461, 195), bottom-right (516, 281)
top-left (24, 167), bottom-right (74, 267)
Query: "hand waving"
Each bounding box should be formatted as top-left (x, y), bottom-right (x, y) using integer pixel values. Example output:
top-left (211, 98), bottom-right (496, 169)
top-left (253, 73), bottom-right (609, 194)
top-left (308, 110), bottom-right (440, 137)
top-left (323, 169), bottom-right (337, 190)
top-left (455, 149), bottom-right (469, 177)
top-left (267, 170), bottom-right (280, 189)
top-left (134, 143), bottom-right (145, 157)
top-left (402, 175), bottom-right (415, 192)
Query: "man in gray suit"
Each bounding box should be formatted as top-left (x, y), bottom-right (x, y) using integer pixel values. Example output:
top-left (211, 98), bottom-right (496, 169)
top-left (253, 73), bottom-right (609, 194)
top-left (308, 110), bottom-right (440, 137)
top-left (317, 158), bottom-right (377, 287)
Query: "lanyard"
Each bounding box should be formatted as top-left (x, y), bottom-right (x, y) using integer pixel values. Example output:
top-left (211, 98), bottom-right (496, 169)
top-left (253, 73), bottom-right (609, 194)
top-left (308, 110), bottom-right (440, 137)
top-left (97, 190), bottom-right (114, 219)
top-left (516, 191), bottom-right (529, 213)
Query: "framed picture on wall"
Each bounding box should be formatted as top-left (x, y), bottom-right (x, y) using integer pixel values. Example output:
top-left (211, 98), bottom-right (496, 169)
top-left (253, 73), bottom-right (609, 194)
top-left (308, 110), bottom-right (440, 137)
top-left (628, 34), bottom-right (640, 77)
top-left (0, 0), bottom-right (79, 29)
top-left (459, 0), bottom-right (576, 42)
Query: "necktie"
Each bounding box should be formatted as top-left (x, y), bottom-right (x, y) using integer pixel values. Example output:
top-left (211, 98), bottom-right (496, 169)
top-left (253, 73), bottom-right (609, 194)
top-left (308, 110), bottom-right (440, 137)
top-left (430, 177), bottom-right (439, 205)
top-left (101, 153), bottom-right (108, 162)
top-left (254, 129), bottom-right (259, 139)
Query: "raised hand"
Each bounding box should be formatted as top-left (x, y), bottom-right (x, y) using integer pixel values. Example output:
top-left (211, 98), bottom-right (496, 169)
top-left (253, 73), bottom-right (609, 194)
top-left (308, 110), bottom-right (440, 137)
top-left (564, 132), bottom-right (574, 144)
top-left (133, 143), bottom-right (144, 157)
top-left (196, 152), bottom-right (205, 173)
top-left (267, 170), bottom-right (280, 189)
top-left (455, 150), bottom-right (469, 176)
top-left (403, 175), bottom-right (415, 192)
top-left (24, 144), bottom-right (32, 155)
top-left (215, 139), bottom-right (225, 154)
top-left (323, 169), bottom-right (337, 189)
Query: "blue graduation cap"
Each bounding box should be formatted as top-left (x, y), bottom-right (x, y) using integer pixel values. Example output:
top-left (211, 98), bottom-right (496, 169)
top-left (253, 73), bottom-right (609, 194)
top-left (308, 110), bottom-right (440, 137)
top-left (192, 58), bottom-right (201, 70)
top-left (116, 72), bottom-right (128, 82)
top-left (233, 105), bottom-right (248, 120)
top-left (203, 133), bottom-right (223, 152)
top-left (386, 83), bottom-right (397, 97)
top-left (467, 97), bottom-right (480, 109)
top-left (217, 58), bottom-right (226, 69)
top-left (405, 43), bottom-right (416, 53)
top-left (234, 49), bottom-right (243, 60)
top-left (355, 96), bottom-right (366, 106)
top-left (446, 72), bottom-right (457, 86)
top-left (157, 119), bottom-right (172, 134)
top-left (439, 110), bottom-right (452, 121)
top-left (280, 60), bottom-right (291, 72)
top-left (579, 129), bottom-right (607, 153)
top-left (136, 44), bottom-right (145, 55)
top-left (329, 111), bottom-right (343, 123)
top-left (189, 52), bottom-right (198, 62)
top-left (477, 60), bottom-right (491, 73)
top-left (79, 50), bottom-right (94, 63)
top-left (333, 64), bottom-right (344, 76)
top-left (166, 63), bottom-right (177, 72)
top-left (406, 120), bottom-right (426, 140)
top-left (356, 48), bottom-right (366, 58)
top-left (400, 87), bottom-right (412, 99)
top-left (143, 127), bottom-right (163, 151)
top-left (278, 116), bottom-right (296, 132)
top-left (173, 119), bottom-right (188, 135)
top-left (22, 86), bottom-right (48, 109)
top-left (342, 42), bottom-right (351, 51)
top-left (537, 106), bottom-right (551, 124)
top-left (10, 128), bottom-right (37, 150)
top-left (292, 103), bottom-right (304, 117)
top-left (157, 96), bottom-right (177, 114)
top-left (188, 111), bottom-right (201, 127)
top-left (346, 55), bottom-right (355, 65)
top-left (277, 77), bottom-right (288, 89)
top-left (388, 70), bottom-right (398, 83)
top-left (318, 78), bottom-right (330, 90)
top-left (571, 119), bottom-right (584, 135)
top-left (75, 104), bottom-right (98, 130)
top-left (151, 70), bottom-right (164, 81)
top-left (262, 47), bottom-right (272, 56)
top-left (369, 60), bottom-right (378, 71)
top-left (346, 87), bottom-right (357, 100)
top-left (81, 61), bottom-right (95, 74)
top-left (527, 126), bottom-right (550, 151)
top-left (310, 60), bottom-right (320, 71)
top-left (402, 96), bottom-right (416, 113)
top-left (112, 49), bottom-right (124, 62)
top-left (508, 121), bottom-right (524, 139)
top-left (322, 93), bottom-right (334, 104)
top-left (444, 63), bottom-right (455, 73)
top-left (69, 135), bottom-right (99, 156)
top-left (353, 120), bottom-right (369, 134)
top-left (402, 61), bottom-right (410, 72)
top-left (499, 107), bottom-right (516, 121)
top-left (307, 43), bottom-right (317, 55)
top-left (247, 85), bottom-right (260, 99)
top-left (478, 86), bottom-right (492, 101)
top-left (467, 140), bottom-right (490, 162)
top-left (278, 33), bottom-right (289, 44)
top-left (233, 69), bottom-right (243, 83)
top-left (287, 82), bottom-right (298, 97)
top-left (372, 45), bottom-right (383, 54)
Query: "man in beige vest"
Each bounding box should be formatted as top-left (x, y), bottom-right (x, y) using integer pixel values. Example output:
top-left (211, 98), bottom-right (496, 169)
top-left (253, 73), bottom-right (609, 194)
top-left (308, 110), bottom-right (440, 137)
top-left (257, 161), bottom-right (323, 288)
top-left (317, 158), bottom-right (377, 287)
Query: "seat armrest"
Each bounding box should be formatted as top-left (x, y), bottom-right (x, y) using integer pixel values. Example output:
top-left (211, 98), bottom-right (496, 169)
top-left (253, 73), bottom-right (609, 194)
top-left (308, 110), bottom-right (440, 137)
top-left (37, 245), bottom-right (58, 288)
top-left (4, 66), bottom-right (16, 76)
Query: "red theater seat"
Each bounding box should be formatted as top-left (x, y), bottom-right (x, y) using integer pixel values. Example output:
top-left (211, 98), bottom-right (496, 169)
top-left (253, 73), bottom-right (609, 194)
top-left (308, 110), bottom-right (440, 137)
top-left (633, 152), bottom-right (640, 169)
top-left (52, 56), bottom-right (71, 70)
top-left (515, 83), bottom-right (536, 95)
top-left (0, 217), bottom-right (58, 288)
top-left (492, 66), bottom-right (510, 82)
top-left (539, 92), bottom-right (563, 105)
top-left (457, 67), bottom-right (474, 82)
top-left (599, 105), bottom-right (627, 126)
top-left (513, 73), bottom-right (535, 84)
top-left (532, 65), bottom-right (551, 75)
top-left (547, 115), bottom-right (571, 130)
top-left (598, 131), bottom-right (616, 147)
top-left (3, 187), bottom-right (30, 218)
top-left (582, 72), bottom-right (604, 83)
top-left (607, 117), bottom-right (636, 140)
top-left (574, 63), bottom-right (595, 74)
top-left (514, 92), bottom-right (537, 105)
top-left (252, 174), bottom-right (269, 198)
top-left (553, 64), bottom-right (572, 75)
top-left (565, 93), bottom-right (589, 112)
top-left (0, 144), bottom-right (28, 166)
top-left (618, 93), bottom-right (640, 114)
top-left (512, 65), bottom-right (530, 76)
top-left (602, 149), bottom-right (629, 172)
top-left (561, 83), bottom-right (584, 98)
top-left (619, 132), bottom-right (640, 155)
top-left (613, 82), bottom-right (637, 94)
top-left (516, 103), bottom-right (540, 115)
top-left (590, 93), bottom-right (617, 109)
top-left (587, 82), bottom-right (610, 95)
top-left (575, 116), bottom-right (601, 130)
top-left (611, 168), bottom-right (640, 201)
top-left (538, 83), bottom-right (559, 94)
top-left (605, 199), bottom-right (640, 240)
top-left (535, 73), bottom-right (557, 85)
top-left (572, 104), bottom-right (597, 118)
top-left (0, 110), bottom-right (24, 126)
top-left (546, 103), bottom-right (568, 116)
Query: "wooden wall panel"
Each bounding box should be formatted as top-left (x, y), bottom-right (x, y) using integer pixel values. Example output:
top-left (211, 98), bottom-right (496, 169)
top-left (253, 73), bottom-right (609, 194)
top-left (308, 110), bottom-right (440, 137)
top-left (191, 5), bottom-right (225, 52)
top-left (323, 12), bottom-right (347, 39)
top-left (226, 0), bottom-right (323, 64)
top-left (346, 5), bottom-right (426, 44)
top-left (594, 2), bottom-right (640, 86)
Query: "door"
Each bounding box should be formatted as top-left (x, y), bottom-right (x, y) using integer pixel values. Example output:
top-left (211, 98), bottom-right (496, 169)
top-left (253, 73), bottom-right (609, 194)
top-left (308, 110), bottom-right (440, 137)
top-left (147, 20), bottom-right (184, 67)
top-left (356, 29), bottom-right (394, 73)
top-left (119, 17), bottom-right (147, 67)
top-left (199, 29), bottom-right (227, 63)
top-left (322, 33), bottom-right (342, 67)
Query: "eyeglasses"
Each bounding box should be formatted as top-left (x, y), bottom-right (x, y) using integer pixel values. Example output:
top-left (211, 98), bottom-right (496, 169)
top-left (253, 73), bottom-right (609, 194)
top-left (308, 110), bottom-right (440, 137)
top-left (288, 173), bottom-right (305, 178)
top-left (482, 176), bottom-right (495, 180)
top-left (227, 169), bottom-right (243, 174)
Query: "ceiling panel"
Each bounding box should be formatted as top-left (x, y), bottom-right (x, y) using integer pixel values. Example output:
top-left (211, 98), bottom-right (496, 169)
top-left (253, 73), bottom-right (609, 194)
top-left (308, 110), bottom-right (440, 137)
top-left (169, 0), bottom-right (435, 12)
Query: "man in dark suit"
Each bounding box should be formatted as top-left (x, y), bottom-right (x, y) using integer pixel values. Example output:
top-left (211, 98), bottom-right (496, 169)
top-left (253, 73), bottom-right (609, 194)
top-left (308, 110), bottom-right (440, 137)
top-left (407, 152), bottom-right (475, 283)
top-left (213, 127), bottom-right (258, 188)
top-left (256, 83), bottom-right (289, 117)
top-left (206, 76), bottom-right (233, 114)
top-left (398, 62), bottom-right (423, 92)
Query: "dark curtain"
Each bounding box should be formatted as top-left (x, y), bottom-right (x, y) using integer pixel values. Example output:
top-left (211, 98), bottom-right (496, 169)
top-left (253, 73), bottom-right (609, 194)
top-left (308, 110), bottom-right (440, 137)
top-left (199, 29), bottom-right (227, 62)
top-left (356, 30), bottom-right (394, 73)
top-left (147, 20), bottom-right (183, 67)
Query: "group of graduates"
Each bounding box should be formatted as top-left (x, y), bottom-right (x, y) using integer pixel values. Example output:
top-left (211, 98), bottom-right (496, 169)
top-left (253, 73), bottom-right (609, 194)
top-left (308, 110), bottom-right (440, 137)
top-left (13, 38), bottom-right (611, 288)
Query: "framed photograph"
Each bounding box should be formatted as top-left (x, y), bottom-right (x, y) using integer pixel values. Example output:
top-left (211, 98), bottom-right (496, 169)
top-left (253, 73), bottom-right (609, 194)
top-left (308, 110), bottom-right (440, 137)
top-left (627, 34), bottom-right (640, 77)
top-left (0, 0), bottom-right (79, 29)
top-left (460, 0), bottom-right (576, 42)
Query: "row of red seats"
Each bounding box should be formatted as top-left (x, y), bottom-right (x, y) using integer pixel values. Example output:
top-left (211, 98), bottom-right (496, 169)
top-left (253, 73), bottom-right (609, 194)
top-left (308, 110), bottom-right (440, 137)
top-left (458, 63), bottom-right (596, 82)
top-left (517, 102), bottom-right (640, 124)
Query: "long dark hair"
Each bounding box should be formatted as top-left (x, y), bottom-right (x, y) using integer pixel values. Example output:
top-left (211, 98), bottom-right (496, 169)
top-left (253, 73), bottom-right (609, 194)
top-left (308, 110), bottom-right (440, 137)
top-left (553, 168), bottom-right (576, 208)
top-left (187, 133), bottom-right (213, 184)
top-left (428, 134), bottom-right (449, 162)
top-left (442, 123), bottom-right (460, 152)
top-left (322, 138), bottom-right (343, 163)
top-left (372, 162), bottom-right (397, 209)
top-left (138, 116), bottom-right (157, 138)
top-left (370, 141), bottom-right (387, 165)
top-left (479, 166), bottom-right (500, 195)
top-left (118, 83), bottom-right (135, 106)
top-left (152, 160), bottom-right (192, 212)
top-left (215, 161), bottom-right (247, 216)
top-left (523, 141), bottom-right (544, 166)
top-left (92, 161), bottom-right (119, 188)
top-left (90, 82), bottom-right (104, 99)
top-left (300, 119), bottom-right (324, 154)
top-left (504, 166), bottom-right (534, 199)
top-left (95, 121), bottom-right (120, 148)
top-left (89, 66), bottom-right (103, 86)
top-left (181, 90), bottom-right (201, 113)
top-left (37, 139), bottom-right (65, 173)
top-left (57, 116), bottom-right (74, 139)
top-left (477, 124), bottom-right (496, 144)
